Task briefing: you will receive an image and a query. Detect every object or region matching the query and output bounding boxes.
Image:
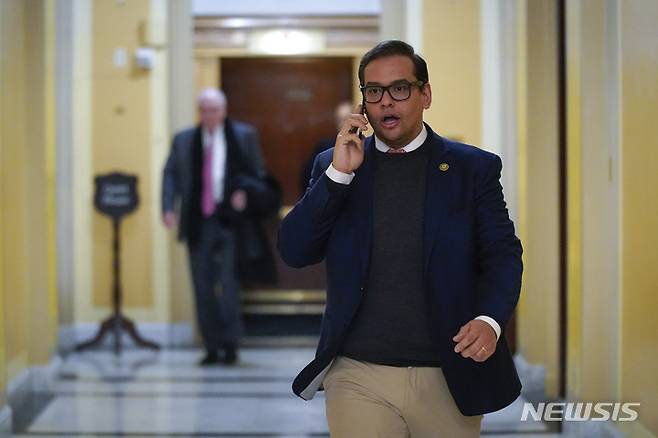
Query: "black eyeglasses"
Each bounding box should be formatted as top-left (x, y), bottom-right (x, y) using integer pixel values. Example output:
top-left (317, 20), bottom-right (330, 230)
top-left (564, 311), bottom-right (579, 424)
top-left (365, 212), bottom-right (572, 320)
top-left (359, 80), bottom-right (425, 103)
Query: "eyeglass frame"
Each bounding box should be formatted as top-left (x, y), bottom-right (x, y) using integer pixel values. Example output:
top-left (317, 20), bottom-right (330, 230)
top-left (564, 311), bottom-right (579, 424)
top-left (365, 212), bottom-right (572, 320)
top-left (359, 80), bottom-right (426, 103)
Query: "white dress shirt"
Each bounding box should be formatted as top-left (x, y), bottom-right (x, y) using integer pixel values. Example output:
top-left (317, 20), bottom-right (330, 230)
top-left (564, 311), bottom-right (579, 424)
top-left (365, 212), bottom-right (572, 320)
top-left (203, 126), bottom-right (227, 203)
top-left (325, 125), bottom-right (428, 183)
top-left (324, 125), bottom-right (502, 341)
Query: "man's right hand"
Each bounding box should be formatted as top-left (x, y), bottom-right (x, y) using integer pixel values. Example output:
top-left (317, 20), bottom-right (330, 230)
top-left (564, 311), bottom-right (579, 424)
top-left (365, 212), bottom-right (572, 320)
top-left (332, 107), bottom-right (368, 174)
top-left (163, 211), bottom-right (177, 229)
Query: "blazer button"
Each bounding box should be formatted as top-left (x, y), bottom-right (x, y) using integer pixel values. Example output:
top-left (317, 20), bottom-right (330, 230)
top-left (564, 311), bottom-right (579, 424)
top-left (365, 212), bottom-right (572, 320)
top-left (360, 286), bottom-right (365, 292)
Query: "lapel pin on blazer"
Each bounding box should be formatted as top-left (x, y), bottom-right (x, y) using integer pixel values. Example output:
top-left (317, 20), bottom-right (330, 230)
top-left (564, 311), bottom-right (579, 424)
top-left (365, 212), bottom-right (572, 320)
top-left (439, 163), bottom-right (450, 172)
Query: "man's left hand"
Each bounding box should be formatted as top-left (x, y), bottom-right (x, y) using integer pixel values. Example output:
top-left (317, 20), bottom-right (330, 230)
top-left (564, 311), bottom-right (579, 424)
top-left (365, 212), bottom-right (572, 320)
top-left (453, 319), bottom-right (497, 362)
top-left (231, 190), bottom-right (248, 212)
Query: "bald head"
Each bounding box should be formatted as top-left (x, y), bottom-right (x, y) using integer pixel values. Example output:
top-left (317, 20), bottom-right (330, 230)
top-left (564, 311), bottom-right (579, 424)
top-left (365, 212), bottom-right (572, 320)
top-left (334, 101), bottom-right (353, 131)
top-left (197, 88), bottom-right (227, 130)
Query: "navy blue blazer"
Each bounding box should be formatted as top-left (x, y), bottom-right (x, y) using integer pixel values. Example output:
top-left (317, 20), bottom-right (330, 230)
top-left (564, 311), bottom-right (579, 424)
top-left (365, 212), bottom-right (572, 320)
top-left (277, 124), bottom-right (523, 416)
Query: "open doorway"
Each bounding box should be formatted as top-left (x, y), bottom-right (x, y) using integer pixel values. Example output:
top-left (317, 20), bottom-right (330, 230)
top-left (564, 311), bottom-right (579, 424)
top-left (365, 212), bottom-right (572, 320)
top-left (221, 56), bottom-right (353, 336)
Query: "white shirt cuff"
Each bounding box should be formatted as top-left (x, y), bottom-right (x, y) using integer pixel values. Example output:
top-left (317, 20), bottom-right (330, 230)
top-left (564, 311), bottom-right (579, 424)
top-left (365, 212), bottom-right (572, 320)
top-left (325, 163), bottom-right (355, 185)
top-left (475, 315), bottom-right (501, 341)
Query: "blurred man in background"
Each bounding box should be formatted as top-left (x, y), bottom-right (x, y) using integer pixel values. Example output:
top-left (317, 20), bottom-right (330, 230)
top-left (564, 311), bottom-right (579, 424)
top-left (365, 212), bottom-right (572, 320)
top-left (162, 88), bottom-right (266, 366)
top-left (299, 101), bottom-right (353, 195)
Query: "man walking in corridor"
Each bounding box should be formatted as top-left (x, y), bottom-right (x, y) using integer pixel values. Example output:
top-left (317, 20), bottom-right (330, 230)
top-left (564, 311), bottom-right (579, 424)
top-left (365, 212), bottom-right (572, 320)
top-left (162, 88), bottom-right (266, 366)
top-left (278, 40), bottom-right (523, 437)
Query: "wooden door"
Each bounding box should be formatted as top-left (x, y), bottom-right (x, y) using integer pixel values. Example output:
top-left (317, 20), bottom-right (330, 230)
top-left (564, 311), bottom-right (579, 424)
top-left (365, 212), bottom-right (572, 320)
top-left (221, 57), bottom-right (353, 298)
top-left (222, 57), bottom-right (353, 204)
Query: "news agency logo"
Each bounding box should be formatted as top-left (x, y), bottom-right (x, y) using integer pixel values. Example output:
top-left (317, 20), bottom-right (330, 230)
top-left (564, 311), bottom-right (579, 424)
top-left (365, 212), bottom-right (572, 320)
top-left (521, 402), bottom-right (640, 422)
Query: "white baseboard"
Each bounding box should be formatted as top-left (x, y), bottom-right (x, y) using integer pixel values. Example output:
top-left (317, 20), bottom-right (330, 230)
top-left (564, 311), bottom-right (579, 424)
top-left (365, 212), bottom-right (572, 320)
top-left (59, 322), bottom-right (196, 351)
top-left (7, 354), bottom-right (62, 403)
top-left (6, 369), bottom-right (32, 410)
top-left (0, 405), bottom-right (12, 436)
top-left (514, 353), bottom-right (546, 403)
top-left (3, 353), bottom-right (62, 435)
top-left (30, 356), bottom-right (63, 393)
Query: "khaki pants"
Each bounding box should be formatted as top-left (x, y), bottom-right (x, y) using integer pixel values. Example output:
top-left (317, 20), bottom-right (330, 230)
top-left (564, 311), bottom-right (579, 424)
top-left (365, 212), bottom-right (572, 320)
top-left (323, 357), bottom-right (482, 438)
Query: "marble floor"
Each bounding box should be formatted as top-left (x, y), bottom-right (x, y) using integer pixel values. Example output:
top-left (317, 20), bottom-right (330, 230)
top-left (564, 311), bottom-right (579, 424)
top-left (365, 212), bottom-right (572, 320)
top-left (10, 347), bottom-right (566, 437)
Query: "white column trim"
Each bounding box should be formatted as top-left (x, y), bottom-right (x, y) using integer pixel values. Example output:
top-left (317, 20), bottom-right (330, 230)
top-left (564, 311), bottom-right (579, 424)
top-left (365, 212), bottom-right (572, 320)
top-left (55, 0), bottom-right (77, 346)
top-left (406, 0), bottom-right (423, 51)
top-left (379, 0), bottom-right (406, 41)
top-left (71, 0), bottom-right (94, 325)
top-left (481, 0), bottom-right (503, 157)
top-left (480, 0), bottom-right (518, 222)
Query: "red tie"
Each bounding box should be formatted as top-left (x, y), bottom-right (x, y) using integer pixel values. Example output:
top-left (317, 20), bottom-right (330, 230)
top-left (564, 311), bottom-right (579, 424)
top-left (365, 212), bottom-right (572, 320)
top-left (387, 147), bottom-right (406, 154)
top-left (201, 141), bottom-right (215, 217)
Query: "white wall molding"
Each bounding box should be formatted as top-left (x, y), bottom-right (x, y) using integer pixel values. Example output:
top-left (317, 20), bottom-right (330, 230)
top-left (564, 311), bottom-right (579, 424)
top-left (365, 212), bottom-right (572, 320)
top-left (59, 322), bottom-right (196, 351)
top-left (4, 354), bottom-right (62, 435)
top-left (193, 0), bottom-right (380, 17)
top-left (71, 0), bottom-right (94, 336)
top-left (379, 0), bottom-right (405, 41)
top-left (405, 0), bottom-right (422, 52)
top-left (55, 0), bottom-right (76, 330)
top-left (480, 0), bottom-right (518, 222)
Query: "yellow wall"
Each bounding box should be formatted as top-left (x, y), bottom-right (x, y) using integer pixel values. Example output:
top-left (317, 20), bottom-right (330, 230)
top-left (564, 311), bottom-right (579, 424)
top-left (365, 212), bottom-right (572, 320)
top-left (194, 57), bottom-right (220, 102)
top-left (567, 1), bottom-right (658, 435)
top-left (618, 1), bottom-right (658, 435)
top-left (419, 6), bottom-right (566, 398)
top-left (515, 0), bottom-right (561, 398)
top-left (1, 0), bottom-right (30, 382)
top-left (0, 0), bottom-right (6, 407)
top-left (422, 0), bottom-right (481, 144)
top-left (0, 0), bottom-right (58, 404)
top-left (25, 0), bottom-right (58, 365)
top-left (566, 0), bottom-right (625, 404)
top-left (72, 0), bottom-right (170, 325)
top-left (91, 0), bottom-right (153, 309)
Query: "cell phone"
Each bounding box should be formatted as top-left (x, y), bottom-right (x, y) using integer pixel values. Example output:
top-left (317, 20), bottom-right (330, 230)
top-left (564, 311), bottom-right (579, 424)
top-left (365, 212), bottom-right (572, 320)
top-left (349, 98), bottom-right (366, 139)
top-left (358, 97), bottom-right (367, 139)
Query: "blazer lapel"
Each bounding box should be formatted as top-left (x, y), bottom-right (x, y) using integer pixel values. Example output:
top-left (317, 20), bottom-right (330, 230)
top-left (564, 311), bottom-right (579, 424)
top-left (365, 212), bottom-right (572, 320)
top-left (422, 128), bottom-right (453, 275)
top-left (353, 138), bottom-right (375, 284)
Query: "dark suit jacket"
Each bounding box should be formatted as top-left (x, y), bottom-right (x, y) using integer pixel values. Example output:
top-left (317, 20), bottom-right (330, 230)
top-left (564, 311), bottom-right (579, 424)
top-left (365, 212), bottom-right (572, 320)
top-left (277, 124), bottom-right (523, 416)
top-left (299, 138), bottom-right (334, 195)
top-left (162, 119), bottom-right (265, 240)
top-left (162, 119), bottom-right (279, 284)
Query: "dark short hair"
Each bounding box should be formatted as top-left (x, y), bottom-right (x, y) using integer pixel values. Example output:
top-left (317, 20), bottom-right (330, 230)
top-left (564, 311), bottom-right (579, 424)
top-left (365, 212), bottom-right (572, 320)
top-left (358, 40), bottom-right (429, 85)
